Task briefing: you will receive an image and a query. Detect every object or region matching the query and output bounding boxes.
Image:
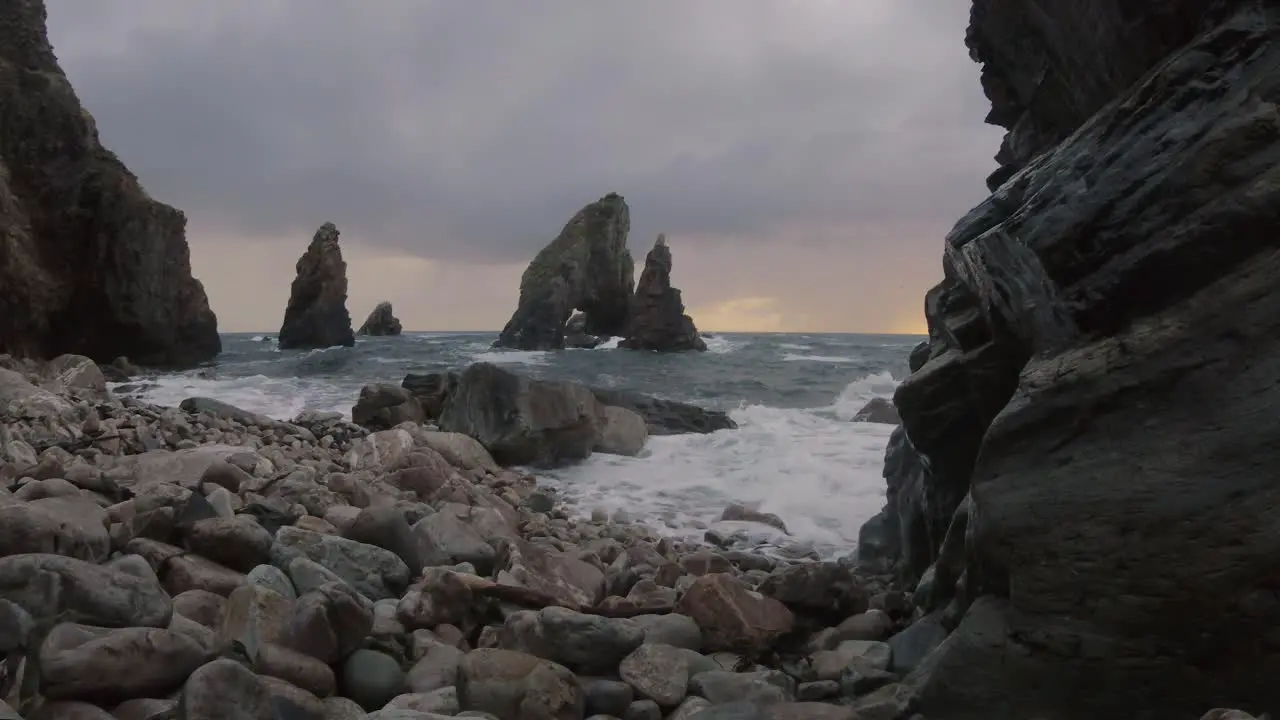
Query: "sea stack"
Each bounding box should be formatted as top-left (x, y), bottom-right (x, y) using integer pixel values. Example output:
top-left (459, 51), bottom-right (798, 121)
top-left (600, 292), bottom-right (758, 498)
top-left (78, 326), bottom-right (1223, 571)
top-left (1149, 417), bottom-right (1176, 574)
top-left (358, 301), bottom-right (403, 336)
top-left (853, 2), bottom-right (1280, 718)
top-left (278, 223), bottom-right (355, 350)
top-left (0, 0), bottom-right (220, 368)
top-left (621, 235), bottom-right (706, 352)
top-left (494, 193), bottom-right (634, 350)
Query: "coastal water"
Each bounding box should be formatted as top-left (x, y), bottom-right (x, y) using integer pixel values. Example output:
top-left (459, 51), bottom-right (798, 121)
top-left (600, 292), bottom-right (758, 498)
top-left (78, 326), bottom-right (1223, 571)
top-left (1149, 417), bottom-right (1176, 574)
top-left (119, 332), bottom-right (920, 559)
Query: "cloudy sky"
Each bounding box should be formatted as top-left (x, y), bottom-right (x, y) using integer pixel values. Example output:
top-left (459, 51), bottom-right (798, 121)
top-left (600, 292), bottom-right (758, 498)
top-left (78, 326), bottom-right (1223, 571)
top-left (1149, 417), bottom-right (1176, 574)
top-left (44, 0), bottom-right (1001, 334)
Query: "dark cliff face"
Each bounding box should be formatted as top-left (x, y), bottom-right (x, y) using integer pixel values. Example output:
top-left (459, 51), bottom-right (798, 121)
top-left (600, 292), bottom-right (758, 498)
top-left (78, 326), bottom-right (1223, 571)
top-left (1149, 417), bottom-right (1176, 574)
top-left (278, 223), bottom-right (355, 350)
top-left (0, 0), bottom-right (221, 368)
top-left (860, 2), bottom-right (1280, 717)
top-left (495, 193), bottom-right (634, 351)
top-left (620, 235), bottom-right (706, 352)
top-left (968, 0), bottom-right (1238, 189)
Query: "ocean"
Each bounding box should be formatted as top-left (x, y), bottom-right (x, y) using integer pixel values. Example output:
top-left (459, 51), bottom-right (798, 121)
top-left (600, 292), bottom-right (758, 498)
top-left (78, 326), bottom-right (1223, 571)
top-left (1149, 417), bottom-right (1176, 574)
top-left (119, 331), bottom-right (920, 559)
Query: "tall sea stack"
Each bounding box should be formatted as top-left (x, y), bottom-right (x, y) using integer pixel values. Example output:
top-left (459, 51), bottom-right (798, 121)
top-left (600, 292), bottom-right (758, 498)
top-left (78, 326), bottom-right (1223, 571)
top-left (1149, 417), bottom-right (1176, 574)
top-left (621, 235), bottom-right (706, 352)
top-left (278, 223), bottom-right (355, 350)
top-left (495, 193), bottom-right (634, 351)
top-left (856, 2), bottom-right (1280, 718)
top-left (0, 0), bottom-right (220, 368)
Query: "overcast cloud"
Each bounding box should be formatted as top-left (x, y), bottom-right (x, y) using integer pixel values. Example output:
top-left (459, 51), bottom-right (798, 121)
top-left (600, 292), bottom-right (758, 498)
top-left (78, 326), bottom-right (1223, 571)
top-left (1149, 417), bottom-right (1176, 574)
top-left (43, 0), bottom-right (1002, 333)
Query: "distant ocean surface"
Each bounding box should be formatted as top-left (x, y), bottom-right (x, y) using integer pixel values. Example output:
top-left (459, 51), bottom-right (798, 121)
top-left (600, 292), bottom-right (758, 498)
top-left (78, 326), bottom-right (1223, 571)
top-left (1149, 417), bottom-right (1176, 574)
top-left (122, 332), bottom-right (922, 558)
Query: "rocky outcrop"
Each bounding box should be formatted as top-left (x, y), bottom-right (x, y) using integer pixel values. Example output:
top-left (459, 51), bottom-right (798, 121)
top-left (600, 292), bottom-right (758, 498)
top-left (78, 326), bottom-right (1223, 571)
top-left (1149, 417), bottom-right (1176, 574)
top-left (404, 369), bottom-right (736, 436)
top-left (357, 301), bottom-right (402, 337)
top-left (620, 236), bottom-right (706, 353)
top-left (436, 362), bottom-right (647, 467)
top-left (563, 311), bottom-right (603, 349)
top-left (495, 194), bottom-right (634, 351)
top-left (857, 3), bottom-right (1280, 718)
top-left (0, 0), bottom-right (220, 368)
top-left (278, 223), bottom-right (355, 350)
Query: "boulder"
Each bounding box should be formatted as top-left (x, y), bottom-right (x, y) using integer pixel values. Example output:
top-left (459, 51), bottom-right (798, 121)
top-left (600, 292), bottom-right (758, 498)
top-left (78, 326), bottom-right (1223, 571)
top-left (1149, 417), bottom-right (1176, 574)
top-left (495, 193), bottom-right (634, 350)
top-left (456, 648), bottom-right (584, 720)
top-left (588, 387), bottom-right (736, 435)
top-left (0, 0), bottom-right (220, 368)
top-left (401, 371), bottom-right (458, 422)
top-left (563, 310), bottom-right (604, 348)
top-left (352, 384), bottom-right (426, 430)
top-left (863, 2), bottom-right (1280, 718)
top-left (621, 235), bottom-right (706, 352)
top-left (851, 398), bottom-right (899, 425)
top-left (278, 222), bottom-right (355, 350)
top-left (438, 362), bottom-right (603, 468)
top-left (674, 574), bottom-right (793, 654)
top-left (594, 405), bottom-right (648, 456)
top-left (357, 301), bottom-right (403, 336)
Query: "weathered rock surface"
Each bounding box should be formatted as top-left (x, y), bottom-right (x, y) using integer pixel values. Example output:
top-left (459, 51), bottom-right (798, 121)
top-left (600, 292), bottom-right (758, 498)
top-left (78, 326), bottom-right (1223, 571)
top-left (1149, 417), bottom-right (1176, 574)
top-left (278, 222), bottom-right (355, 350)
top-left (0, 0), bottom-right (220, 368)
top-left (358, 301), bottom-right (403, 337)
top-left (352, 384), bottom-right (426, 431)
top-left (437, 362), bottom-right (605, 468)
top-left (621, 235), bottom-right (706, 352)
top-left (562, 311), bottom-right (604, 349)
top-left (495, 193), bottom-right (635, 350)
top-left (859, 2), bottom-right (1280, 718)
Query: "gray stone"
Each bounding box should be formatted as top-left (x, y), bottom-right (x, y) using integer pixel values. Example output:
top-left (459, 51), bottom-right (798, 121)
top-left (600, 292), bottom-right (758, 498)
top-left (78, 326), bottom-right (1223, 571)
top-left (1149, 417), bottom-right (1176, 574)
top-left (342, 648), bottom-right (406, 711)
top-left (271, 525), bottom-right (410, 600)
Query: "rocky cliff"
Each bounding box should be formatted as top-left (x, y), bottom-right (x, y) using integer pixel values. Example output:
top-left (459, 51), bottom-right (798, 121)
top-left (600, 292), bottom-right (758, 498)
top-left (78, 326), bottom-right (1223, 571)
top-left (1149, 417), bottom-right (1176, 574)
top-left (357, 301), bottom-right (402, 337)
top-left (278, 223), bottom-right (355, 350)
top-left (495, 193), bottom-right (634, 351)
top-left (857, 2), bottom-right (1280, 717)
top-left (0, 0), bottom-right (221, 368)
top-left (621, 235), bottom-right (706, 352)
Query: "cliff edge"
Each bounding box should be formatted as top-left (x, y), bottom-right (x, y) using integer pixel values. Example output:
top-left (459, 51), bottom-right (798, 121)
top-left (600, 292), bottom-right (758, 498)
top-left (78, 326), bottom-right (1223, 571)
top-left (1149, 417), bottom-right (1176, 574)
top-left (858, 2), bottom-right (1280, 717)
top-left (0, 0), bottom-right (220, 368)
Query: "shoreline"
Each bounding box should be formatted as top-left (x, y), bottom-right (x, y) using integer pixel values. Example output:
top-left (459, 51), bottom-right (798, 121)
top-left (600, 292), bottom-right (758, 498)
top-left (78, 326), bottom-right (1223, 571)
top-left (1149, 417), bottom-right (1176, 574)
top-left (0, 353), bottom-right (915, 718)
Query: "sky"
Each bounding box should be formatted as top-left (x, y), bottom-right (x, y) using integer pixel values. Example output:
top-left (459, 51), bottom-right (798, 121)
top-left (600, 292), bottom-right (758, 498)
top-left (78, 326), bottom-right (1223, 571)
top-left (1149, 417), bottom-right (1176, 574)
top-left (44, 0), bottom-right (1002, 334)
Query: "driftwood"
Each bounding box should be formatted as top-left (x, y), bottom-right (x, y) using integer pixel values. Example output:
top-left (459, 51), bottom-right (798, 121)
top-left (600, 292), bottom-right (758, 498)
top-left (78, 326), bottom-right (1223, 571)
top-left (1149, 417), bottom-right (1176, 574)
top-left (457, 574), bottom-right (676, 618)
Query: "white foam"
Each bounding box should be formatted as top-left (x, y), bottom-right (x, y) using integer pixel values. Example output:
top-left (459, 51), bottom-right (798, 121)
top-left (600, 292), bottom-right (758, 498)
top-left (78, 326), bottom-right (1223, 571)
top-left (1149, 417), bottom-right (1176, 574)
top-left (781, 353), bottom-right (858, 363)
top-left (543, 372), bottom-right (897, 558)
top-left (702, 335), bottom-right (738, 354)
top-left (595, 337), bottom-right (622, 350)
top-left (468, 349), bottom-right (550, 366)
top-left (778, 343), bottom-right (812, 351)
top-left (116, 373), bottom-right (357, 420)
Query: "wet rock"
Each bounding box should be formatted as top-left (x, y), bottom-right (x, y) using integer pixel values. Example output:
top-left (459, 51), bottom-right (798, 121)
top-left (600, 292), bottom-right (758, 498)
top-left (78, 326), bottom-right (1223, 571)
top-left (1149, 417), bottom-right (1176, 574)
top-left (401, 372), bottom-right (459, 422)
top-left (758, 562), bottom-right (868, 623)
top-left (688, 669), bottom-right (794, 705)
top-left (496, 538), bottom-right (606, 608)
top-left (352, 384), bottom-right (425, 431)
top-left (278, 222), bottom-right (355, 350)
top-left (358, 301), bottom-right (404, 337)
top-left (717, 504), bottom-right (786, 534)
top-left (621, 235), bottom-right (706, 352)
top-left (593, 405), bottom-right (648, 457)
top-left (495, 193), bottom-right (633, 350)
top-left (219, 584), bottom-right (295, 664)
top-left (438, 362), bottom-right (604, 468)
top-left (675, 574), bottom-right (794, 654)
top-left (0, 497), bottom-right (110, 562)
top-left (258, 642), bottom-right (337, 698)
top-left (851, 398), bottom-right (899, 425)
top-left (414, 510), bottom-right (496, 573)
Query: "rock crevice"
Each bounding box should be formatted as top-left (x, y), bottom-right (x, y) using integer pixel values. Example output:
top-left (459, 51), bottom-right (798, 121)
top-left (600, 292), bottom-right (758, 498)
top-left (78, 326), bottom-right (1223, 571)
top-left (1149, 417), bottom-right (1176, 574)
top-left (0, 0), bottom-right (221, 368)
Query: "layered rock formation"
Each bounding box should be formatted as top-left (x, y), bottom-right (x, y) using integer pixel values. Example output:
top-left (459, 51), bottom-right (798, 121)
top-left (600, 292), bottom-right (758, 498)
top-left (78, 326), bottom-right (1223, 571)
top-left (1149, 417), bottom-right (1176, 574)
top-left (495, 194), bottom-right (634, 351)
top-left (278, 223), bottom-right (355, 350)
top-left (0, 0), bottom-right (221, 368)
top-left (357, 301), bottom-right (403, 336)
top-left (858, 2), bottom-right (1280, 717)
top-left (621, 236), bottom-right (706, 353)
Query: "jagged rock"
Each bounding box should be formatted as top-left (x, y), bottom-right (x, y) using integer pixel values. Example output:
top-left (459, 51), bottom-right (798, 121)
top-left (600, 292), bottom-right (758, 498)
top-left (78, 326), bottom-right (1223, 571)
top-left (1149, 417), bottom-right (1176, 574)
top-left (402, 371), bottom-right (458, 422)
top-left (0, 0), bottom-right (220, 368)
top-left (865, 3), bottom-right (1280, 717)
top-left (357, 301), bottom-right (403, 337)
top-left (563, 311), bottom-right (603, 349)
top-left (588, 387), bottom-right (736, 436)
top-left (621, 235), bottom-right (706, 352)
top-left (278, 223), bottom-right (355, 350)
top-left (850, 398), bottom-right (899, 425)
top-left (351, 384), bottom-right (425, 431)
top-left (495, 193), bottom-right (634, 350)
